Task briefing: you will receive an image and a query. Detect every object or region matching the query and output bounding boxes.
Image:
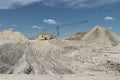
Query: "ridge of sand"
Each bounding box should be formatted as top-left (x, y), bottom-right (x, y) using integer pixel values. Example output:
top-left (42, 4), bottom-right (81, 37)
top-left (0, 30), bottom-right (27, 42)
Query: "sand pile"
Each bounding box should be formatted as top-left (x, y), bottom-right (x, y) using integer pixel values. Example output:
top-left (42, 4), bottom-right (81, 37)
top-left (0, 41), bottom-right (72, 74)
top-left (67, 32), bottom-right (87, 40)
top-left (0, 30), bottom-right (27, 42)
top-left (0, 26), bottom-right (120, 75)
top-left (82, 26), bottom-right (120, 46)
top-left (1, 39), bottom-right (120, 75)
top-left (68, 26), bottom-right (120, 46)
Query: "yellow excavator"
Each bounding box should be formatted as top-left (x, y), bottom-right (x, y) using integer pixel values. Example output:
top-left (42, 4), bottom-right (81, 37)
top-left (37, 20), bottom-right (88, 40)
top-left (38, 26), bottom-right (59, 40)
top-left (38, 34), bottom-right (53, 40)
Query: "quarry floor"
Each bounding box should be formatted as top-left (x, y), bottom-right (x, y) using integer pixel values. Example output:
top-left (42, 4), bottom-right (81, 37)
top-left (0, 73), bottom-right (120, 80)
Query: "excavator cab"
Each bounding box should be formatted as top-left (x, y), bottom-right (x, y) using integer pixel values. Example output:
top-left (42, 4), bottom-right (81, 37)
top-left (38, 34), bottom-right (53, 40)
top-left (37, 20), bottom-right (88, 40)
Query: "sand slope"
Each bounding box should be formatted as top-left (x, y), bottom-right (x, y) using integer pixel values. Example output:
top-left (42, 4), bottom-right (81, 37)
top-left (0, 30), bottom-right (27, 42)
top-left (68, 26), bottom-right (120, 46)
top-left (0, 26), bottom-right (120, 80)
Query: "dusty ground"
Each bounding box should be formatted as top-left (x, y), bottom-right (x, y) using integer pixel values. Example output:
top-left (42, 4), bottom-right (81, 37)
top-left (0, 26), bottom-right (120, 80)
top-left (0, 73), bottom-right (120, 80)
top-left (0, 39), bottom-right (120, 80)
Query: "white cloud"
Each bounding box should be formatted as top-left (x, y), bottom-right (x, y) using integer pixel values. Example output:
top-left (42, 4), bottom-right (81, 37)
top-left (32, 25), bottom-right (42, 29)
top-left (105, 16), bottom-right (115, 20)
top-left (43, 19), bottom-right (57, 24)
top-left (8, 28), bottom-right (14, 31)
top-left (10, 24), bottom-right (17, 27)
top-left (0, 0), bottom-right (42, 9)
top-left (108, 27), bottom-right (113, 30)
top-left (42, 0), bottom-right (120, 8)
top-left (0, 0), bottom-right (120, 9)
top-left (0, 24), bottom-right (2, 26)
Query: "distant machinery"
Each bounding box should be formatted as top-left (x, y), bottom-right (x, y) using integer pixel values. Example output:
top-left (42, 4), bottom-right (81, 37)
top-left (38, 34), bottom-right (53, 40)
top-left (37, 26), bottom-right (59, 40)
top-left (37, 20), bottom-right (88, 40)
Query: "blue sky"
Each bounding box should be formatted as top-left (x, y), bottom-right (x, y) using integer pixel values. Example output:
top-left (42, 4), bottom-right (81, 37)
top-left (0, 0), bottom-right (120, 38)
